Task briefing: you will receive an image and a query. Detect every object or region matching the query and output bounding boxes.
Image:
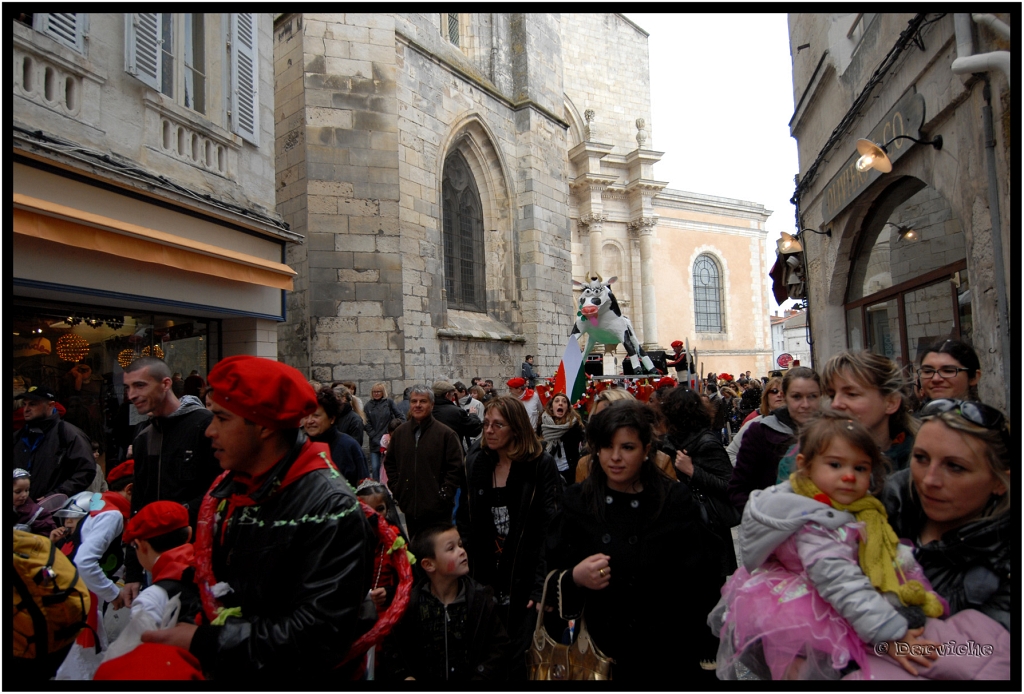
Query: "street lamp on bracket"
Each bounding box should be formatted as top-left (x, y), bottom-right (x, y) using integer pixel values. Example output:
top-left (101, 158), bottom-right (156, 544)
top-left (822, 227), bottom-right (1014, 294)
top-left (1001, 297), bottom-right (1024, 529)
top-left (855, 134), bottom-right (943, 174)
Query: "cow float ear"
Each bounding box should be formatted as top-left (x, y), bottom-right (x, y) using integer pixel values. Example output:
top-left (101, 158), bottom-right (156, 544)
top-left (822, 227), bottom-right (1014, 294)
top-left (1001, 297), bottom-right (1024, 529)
top-left (605, 276), bottom-right (618, 286)
top-left (572, 279), bottom-right (585, 288)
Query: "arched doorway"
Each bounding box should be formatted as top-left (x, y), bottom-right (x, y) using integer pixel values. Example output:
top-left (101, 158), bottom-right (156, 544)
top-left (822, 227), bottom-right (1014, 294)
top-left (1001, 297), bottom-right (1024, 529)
top-left (845, 178), bottom-right (970, 372)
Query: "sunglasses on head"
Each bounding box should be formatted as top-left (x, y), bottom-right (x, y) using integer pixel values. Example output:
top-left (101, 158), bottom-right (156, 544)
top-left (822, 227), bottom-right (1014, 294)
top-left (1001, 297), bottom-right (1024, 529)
top-left (918, 399), bottom-right (1007, 432)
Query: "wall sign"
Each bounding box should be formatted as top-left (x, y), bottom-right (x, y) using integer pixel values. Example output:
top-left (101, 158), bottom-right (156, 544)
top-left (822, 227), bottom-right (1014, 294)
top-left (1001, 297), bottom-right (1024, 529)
top-left (820, 91), bottom-right (926, 225)
top-left (777, 352), bottom-right (794, 368)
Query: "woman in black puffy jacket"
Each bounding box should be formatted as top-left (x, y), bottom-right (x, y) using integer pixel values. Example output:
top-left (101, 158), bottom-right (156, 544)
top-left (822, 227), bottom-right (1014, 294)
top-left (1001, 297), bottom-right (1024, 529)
top-left (660, 386), bottom-right (738, 575)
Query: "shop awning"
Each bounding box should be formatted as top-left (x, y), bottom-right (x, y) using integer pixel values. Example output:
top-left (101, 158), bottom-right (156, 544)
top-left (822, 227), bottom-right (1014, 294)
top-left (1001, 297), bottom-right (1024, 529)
top-left (13, 194), bottom-right (296, 291)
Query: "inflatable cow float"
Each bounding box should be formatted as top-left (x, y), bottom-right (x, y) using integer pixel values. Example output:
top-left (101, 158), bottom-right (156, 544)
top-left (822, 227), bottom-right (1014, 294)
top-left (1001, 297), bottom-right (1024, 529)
top-left (571, 274), bottom-right (657, 374)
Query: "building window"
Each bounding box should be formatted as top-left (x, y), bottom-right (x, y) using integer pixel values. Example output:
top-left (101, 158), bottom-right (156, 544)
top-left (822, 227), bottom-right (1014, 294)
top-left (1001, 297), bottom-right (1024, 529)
top-left (442, 151), bottom-right (486, 312)
top-left (444, 13), bottom-right (460, 46)
top-left (845, 183), bottom-right (969, 370)
top-left (26, 13), bottom-right (86, 54)
top-left (693, 253), bottom-right (724, 333)
top-left (125, 13), bottom-right (259, 144)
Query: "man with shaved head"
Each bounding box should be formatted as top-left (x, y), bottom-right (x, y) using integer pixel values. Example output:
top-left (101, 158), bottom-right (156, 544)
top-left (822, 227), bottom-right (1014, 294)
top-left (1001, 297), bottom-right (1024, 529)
top-left (116, 356), bottom-right (218, 608)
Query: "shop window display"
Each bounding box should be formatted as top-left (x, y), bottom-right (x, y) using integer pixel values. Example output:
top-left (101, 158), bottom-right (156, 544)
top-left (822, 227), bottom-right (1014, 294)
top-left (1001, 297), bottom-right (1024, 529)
top-left (12, 302), bottom-right (217, 468)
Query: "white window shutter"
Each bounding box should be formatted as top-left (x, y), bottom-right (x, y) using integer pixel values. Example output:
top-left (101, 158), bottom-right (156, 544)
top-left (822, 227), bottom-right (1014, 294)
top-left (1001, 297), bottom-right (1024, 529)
top-left (125, 13), bottom-right (161, 90)
top-left (34, 13), bottom-right (85, 53)
top-left (229, 13), bottom-right (259, 145)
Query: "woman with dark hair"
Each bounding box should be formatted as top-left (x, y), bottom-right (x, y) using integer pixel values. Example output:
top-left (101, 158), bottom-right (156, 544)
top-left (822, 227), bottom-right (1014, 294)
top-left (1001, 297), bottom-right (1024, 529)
top-left (537, 392), bottom-right (585, 485)
top-left (456, 395), bottom-right (562, 672)
top-left (882, 399), bottom-right (1010, 630)
top-left (660, 387), bottom-right (738, 574)
top-left (727, 378), bottom-right (783, 465)
top-left (546, 401), bottom-right (723, 681)
top-left (302, 387), bottom-right (369, 488)
top-left (728, 366), bottom-right (821, 510)
top-left (332, 384), bottom-right (367, 448)
top-left (916, 339), bottom-right (981, 405)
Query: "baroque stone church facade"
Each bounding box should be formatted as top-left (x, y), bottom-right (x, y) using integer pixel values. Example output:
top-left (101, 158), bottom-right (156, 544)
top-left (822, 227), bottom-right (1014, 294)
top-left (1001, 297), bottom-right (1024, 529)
top-left (273, 13), bottom-right (774, 393)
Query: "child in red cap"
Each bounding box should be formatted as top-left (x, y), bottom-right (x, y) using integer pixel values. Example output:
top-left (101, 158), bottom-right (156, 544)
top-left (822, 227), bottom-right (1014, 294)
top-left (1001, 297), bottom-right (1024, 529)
top-left (102, 501), bottom-right (199, 667)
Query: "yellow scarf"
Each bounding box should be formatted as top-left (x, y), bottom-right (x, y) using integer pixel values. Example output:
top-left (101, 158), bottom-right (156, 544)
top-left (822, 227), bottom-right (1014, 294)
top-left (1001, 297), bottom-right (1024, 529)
top-left (790, 473), bottom-right (943, 618)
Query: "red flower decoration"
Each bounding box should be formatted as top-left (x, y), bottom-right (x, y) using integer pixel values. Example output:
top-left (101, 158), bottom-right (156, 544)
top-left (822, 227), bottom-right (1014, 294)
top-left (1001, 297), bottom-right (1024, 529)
top-left (813, 493), bottom-right (832, 506)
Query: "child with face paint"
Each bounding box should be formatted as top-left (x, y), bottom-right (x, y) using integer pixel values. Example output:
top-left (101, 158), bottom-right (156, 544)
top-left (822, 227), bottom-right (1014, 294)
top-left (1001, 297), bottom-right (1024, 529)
top-left (381, 524), bottom-right (510, 682)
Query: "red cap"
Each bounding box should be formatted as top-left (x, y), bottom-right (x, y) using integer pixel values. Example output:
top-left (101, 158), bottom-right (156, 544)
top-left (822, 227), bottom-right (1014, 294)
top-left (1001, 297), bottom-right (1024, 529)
top-left (670, 340), bottom-right (684, 348)
top-left (94, 643), bottom-right (204, 680)
top-left (506, 377), bottom-right (526, 388)
top-left (107, 460), bottom-right (134, 483)
top-left (123, 501), bottom-right (189, 543)
top-left (655, 377), bottom-right (677, 390)
top-left (207, 356), bottom-right (316, 430)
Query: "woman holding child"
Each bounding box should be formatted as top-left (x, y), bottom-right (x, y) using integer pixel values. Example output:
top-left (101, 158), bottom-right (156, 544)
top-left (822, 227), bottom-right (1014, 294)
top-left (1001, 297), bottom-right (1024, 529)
top-left (547, 401), bottom-right (724, 682)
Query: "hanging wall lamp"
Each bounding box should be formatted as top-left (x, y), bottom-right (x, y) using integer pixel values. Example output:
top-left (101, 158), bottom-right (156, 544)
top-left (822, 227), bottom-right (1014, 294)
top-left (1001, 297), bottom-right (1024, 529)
top-left (855, 134), bottom-right (943, 173)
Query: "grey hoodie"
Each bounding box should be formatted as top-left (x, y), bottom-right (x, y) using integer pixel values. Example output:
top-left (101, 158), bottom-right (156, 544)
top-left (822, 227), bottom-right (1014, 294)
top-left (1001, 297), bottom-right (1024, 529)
top-left (739, 481), bottom-right (909, 645)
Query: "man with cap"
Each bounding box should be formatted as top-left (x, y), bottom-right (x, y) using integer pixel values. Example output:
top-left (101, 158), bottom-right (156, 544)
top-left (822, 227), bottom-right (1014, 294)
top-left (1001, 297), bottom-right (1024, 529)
top-left (506, 377), bottom-right (543, 429)
top-left (13, 386), bottom-right (96, 499)
top-left (430, 380), bottom-right (482, 450)
top-left (383, 384), bottom-right (465, 538)
top-left (141, 356), bottom-right (374, 681)
top-left (118, 356), bottom-right (219, 609)
top-left (666, 340), bottom-right (694, 380)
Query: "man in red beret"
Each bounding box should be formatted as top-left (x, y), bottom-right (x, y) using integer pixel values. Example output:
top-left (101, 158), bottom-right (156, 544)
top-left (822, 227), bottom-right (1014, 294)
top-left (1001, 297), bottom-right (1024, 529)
top-left (141, 356), bottom-right (373, 682)
top-left (506, 377), bottom-right (542, 429)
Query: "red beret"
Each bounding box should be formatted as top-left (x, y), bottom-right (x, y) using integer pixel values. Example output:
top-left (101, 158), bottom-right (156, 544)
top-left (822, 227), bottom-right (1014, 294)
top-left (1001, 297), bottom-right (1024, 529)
top-left (123, 500), bottom-right (189, 543)
top-left (655, 377), bottom-right (677, 390)
top-left (107, 460), bottom-right (134, 483)
top-left (94, 643), bottom-right (204, 680)
top-left (506, 377), bottom-right (526, 388)
top-left (670, 340), bottom-right (684, 348)
top-left (207, 356), bottom-right (316, 430)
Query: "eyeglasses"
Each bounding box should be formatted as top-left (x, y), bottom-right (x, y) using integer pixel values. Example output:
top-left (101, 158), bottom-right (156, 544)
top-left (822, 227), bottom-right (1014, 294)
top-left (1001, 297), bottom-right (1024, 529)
top-left (483, 421), bottom-right (508, 431)
top-left (918, 399), bottom-right (1008, 432)
top-left (918, 365), bottom-right (971, 379)
top-left (767, 388), bottom-right (781, 395)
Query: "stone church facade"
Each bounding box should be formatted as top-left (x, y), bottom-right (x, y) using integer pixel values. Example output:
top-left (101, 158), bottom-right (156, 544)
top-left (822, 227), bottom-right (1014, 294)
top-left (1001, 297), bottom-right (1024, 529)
top-left (273, 13), bottom-right (774, 393)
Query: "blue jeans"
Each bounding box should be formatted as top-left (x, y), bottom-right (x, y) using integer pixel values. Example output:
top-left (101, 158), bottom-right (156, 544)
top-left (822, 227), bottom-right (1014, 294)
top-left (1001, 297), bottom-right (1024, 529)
top-left (370, 451), bottom-right (382, 480)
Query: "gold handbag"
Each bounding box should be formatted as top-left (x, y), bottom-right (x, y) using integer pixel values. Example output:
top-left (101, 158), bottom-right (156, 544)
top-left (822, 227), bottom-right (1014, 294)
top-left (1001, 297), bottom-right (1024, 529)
top-left (526, 570), bottom-right (613, 680)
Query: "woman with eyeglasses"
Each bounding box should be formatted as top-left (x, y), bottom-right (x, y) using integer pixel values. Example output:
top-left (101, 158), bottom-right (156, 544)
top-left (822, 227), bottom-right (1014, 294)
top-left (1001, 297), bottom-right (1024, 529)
top-left (726, 377), bottom-right (784, 466)
top-left (728, 367), bottom-right (821, 510)
top-left (882, 399), bottom-right (1010, 631)
top-left (456, 395), bottom-right (562, 675)
top-left (775, 351), bottom-right (919, 484)
top-left (916, 339), bottom-right (981, 405)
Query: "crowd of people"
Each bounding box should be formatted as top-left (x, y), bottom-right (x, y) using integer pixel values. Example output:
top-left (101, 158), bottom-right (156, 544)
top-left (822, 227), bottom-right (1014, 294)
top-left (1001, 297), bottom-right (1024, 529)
top-left (12, 337), bottom-right (1011, 682)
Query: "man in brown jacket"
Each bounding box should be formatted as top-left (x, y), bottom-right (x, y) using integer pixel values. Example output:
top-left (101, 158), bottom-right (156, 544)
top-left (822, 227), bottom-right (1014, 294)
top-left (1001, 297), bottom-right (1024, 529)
top-left (383, 385), bottom-right (465, 538)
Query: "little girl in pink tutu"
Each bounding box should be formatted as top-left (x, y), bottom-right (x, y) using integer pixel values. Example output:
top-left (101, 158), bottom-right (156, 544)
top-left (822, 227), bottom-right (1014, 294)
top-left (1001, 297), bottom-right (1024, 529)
top-left (710, 411), bottom-right (945, 680)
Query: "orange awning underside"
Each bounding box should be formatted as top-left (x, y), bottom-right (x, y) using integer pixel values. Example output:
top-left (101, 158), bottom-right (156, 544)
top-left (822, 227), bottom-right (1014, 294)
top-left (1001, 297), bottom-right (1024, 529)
top-left (13, 193), bottom-right (295, 291)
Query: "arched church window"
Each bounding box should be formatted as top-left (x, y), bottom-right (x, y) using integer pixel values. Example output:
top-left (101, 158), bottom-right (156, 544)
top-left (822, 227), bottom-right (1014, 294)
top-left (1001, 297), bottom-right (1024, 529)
top-left (444, 13), bottom-right (459, 46)
top-left (693, 253), bottom-right (724, 333)
top-left (442, 151), bottom-right (486, 312)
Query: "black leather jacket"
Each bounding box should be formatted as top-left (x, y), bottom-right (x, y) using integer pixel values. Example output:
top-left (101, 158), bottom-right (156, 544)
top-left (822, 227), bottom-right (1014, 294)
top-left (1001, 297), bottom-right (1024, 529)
top-left (883, 468), bottom-right (1011, 631)
top-left (188, 435), bottom-right (375, 680)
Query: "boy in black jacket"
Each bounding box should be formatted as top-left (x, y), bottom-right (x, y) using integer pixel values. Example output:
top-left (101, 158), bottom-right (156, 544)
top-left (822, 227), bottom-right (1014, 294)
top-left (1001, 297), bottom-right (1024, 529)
top-left (384, 524), bottom-right (509, 682)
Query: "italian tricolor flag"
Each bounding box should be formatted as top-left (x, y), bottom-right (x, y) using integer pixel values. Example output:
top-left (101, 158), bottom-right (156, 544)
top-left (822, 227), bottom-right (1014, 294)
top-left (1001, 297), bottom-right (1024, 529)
top-left (553, 336), bottom-right (588, 405)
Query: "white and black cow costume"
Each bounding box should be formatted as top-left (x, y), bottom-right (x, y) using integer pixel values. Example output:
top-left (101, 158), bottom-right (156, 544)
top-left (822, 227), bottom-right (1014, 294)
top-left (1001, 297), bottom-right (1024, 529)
top-left (571, 275), bottom-right (657, 374)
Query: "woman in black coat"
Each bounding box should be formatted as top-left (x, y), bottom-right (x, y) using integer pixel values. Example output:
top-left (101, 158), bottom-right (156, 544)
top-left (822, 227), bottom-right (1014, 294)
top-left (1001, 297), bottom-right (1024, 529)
top-left (303, 387), bottom-right (369, 487)
top-left (456, 396), bottom-right (562, 672)
top-left (546, 401), bottom-right (724, 682)
top-left (660, 386), bottom-right (738, 575)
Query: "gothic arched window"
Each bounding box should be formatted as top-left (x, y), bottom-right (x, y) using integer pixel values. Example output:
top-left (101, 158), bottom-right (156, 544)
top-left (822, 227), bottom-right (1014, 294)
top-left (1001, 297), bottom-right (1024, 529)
top-left (442, 151), bottom-right (486, 312)
top-left (693, 253), bottom-right (724, 332)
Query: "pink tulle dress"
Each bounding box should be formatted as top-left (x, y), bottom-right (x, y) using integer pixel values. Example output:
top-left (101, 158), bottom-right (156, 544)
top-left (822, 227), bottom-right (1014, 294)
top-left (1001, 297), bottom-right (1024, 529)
top-left (712, 521), bottom-right (938, 680)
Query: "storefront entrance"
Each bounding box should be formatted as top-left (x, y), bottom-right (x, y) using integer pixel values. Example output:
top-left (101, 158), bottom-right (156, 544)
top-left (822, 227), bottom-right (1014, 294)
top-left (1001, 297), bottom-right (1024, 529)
top-left (13, 299), bottom-right (220, 469)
